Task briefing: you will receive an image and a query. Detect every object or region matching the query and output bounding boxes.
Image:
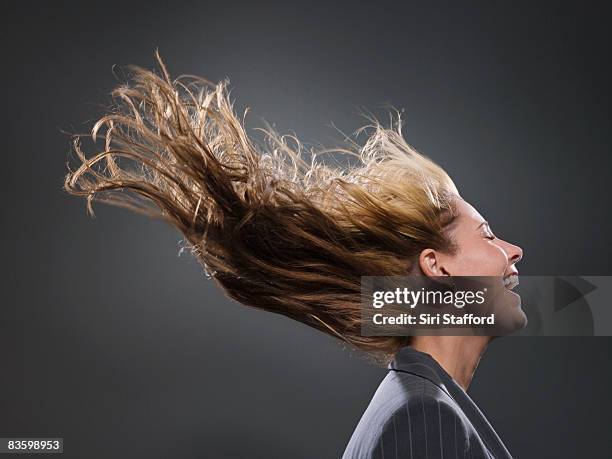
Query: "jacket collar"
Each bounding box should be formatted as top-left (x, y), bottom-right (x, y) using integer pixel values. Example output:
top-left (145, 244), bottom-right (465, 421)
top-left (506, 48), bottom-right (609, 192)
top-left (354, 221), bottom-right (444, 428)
top-left (388, 345), bottom-right (450, 395)
top-left (389, 346), bottom-right (513, 459)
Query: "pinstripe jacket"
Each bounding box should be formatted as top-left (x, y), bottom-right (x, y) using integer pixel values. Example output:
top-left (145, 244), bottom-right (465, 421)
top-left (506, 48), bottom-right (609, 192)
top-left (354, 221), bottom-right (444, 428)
top-left (342, 347), bottom-right (513, 459)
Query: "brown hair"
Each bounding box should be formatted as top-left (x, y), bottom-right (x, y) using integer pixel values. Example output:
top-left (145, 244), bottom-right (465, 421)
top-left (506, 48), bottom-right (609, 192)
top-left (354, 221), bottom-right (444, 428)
top-left (64, 51), bottom-right (460, 363)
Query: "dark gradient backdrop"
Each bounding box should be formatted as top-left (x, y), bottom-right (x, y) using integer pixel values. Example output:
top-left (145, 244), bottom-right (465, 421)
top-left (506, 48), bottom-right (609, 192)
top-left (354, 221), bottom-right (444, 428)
top-left (1, 1), bottom-right (611, 458)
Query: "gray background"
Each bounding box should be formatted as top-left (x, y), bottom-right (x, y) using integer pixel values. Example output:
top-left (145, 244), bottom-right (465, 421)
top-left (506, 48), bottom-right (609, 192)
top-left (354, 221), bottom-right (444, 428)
top-left (1, 1), bottom-right (611, 457)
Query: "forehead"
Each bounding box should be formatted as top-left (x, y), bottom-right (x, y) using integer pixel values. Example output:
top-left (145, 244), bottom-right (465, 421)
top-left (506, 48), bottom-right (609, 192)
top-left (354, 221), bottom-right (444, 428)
top-left (454, 198), bottom-right (486, 226)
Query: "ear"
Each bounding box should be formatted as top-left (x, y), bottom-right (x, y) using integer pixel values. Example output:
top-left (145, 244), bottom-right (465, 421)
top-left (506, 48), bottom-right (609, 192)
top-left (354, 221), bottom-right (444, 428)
top-left (418, 248), bottom-right (451, 277)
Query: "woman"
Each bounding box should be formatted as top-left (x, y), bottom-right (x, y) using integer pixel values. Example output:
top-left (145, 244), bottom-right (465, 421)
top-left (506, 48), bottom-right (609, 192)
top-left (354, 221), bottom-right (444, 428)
top-left (65, 52), bottom-right (523, 458)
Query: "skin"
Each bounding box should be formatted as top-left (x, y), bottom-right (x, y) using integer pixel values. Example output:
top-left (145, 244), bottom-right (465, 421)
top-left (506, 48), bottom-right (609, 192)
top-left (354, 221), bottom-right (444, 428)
top-left (411, 196), bottom-right (524, 391)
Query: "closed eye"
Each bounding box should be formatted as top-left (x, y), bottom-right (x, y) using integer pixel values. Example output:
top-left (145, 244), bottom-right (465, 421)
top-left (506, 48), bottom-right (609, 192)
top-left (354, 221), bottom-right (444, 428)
top-left (478, 221), bottom-right (497, 240)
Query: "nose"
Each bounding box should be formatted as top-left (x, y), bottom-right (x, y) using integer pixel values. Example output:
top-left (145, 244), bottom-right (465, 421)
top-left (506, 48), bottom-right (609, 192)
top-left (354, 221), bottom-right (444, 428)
top-left (503, 240), bottom-right (523, 265)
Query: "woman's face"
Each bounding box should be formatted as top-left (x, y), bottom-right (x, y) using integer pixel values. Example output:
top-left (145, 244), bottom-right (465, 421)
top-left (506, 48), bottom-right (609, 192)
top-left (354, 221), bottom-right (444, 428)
top-left (418, 196), bottom-right (526, 332)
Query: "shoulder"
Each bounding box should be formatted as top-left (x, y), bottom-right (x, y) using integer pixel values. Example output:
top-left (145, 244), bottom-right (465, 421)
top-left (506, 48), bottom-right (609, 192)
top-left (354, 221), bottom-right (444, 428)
top-left (343, 371), bottom-right (476, 459)
top-left (359, 369), bottom-right (464, 427)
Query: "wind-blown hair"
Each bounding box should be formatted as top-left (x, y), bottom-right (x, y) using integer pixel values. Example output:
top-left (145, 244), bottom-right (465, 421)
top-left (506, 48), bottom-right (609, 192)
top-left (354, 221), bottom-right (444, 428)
top-left (64, 51), bottom-right (460, 363)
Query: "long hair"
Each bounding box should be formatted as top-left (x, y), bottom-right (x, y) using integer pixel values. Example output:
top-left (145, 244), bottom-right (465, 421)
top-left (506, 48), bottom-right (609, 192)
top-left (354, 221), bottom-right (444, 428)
top-left (64, 50), bottom-right (460, 363)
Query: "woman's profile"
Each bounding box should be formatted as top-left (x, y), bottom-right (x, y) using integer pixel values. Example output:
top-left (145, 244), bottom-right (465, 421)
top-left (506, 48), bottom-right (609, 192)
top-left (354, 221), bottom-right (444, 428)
top-left (65, 52), bottom-right (523, 459)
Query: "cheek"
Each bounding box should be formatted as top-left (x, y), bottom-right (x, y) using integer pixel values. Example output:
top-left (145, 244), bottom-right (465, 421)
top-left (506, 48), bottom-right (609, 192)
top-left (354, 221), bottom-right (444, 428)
top-left (449, 241), bottom-right (508, 276)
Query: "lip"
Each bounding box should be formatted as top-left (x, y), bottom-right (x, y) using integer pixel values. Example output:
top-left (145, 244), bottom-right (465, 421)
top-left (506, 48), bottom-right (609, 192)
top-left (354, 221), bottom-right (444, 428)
top-left (505, 269), bottom-right (519, 278)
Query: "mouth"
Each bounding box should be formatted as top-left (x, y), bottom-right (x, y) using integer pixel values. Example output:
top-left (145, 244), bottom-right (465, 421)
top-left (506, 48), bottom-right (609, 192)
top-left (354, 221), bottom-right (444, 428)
top-left (502, 273), bottom-right (519, 290)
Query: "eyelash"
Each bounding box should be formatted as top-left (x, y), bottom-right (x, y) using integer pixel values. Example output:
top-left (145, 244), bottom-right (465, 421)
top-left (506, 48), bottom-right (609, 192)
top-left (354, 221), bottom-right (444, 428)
top-left (483, 229), bottom-right (496, 240)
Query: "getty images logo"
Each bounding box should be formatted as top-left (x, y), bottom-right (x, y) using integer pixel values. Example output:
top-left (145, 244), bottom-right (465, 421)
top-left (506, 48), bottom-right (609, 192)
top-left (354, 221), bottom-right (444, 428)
top-left (372, 286), bottom-right (487, 309)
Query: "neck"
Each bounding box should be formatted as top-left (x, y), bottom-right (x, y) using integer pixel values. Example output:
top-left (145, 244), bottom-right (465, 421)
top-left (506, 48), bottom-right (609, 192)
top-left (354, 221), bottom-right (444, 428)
top-left (410, 335), bottom-right (491, 391)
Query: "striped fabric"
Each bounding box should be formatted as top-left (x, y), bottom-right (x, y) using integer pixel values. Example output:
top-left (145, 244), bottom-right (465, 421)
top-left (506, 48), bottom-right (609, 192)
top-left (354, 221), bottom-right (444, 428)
top-left (342, 347), bottom-right (513, 459)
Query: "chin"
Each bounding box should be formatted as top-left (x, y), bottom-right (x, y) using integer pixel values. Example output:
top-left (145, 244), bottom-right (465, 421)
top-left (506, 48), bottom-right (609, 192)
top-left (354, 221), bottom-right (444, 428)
top-left (479, 282), bottom-right (527, 336)
top-left (499, 290), bottom-right (528, 334)
top-left (509, 306), bottom-right (528, 332)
